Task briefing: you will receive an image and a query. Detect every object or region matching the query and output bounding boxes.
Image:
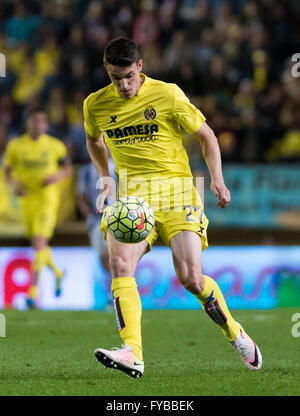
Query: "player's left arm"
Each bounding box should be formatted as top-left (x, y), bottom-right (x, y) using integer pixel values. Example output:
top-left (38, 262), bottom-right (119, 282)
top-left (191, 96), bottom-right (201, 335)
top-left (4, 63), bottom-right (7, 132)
top-left (194, 122), bottom-right (230, 209)
top-left (43, 156), bottom-right (73, 186)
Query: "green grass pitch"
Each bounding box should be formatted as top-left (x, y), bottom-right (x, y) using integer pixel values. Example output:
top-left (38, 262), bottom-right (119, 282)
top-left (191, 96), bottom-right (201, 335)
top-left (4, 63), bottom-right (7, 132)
top-left (0, 308), bottom-right (299, 396)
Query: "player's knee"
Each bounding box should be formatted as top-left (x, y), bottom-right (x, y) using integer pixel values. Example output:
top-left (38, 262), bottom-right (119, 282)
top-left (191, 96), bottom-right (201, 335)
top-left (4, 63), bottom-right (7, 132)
top-left (32, 236), bottom-right (48, 251)
top-left (179, 267), bottom-right (205, 295)
top-left (109, 254), bottom-right (132, 277)
top-left (183, 279), bottom-right (205, 295)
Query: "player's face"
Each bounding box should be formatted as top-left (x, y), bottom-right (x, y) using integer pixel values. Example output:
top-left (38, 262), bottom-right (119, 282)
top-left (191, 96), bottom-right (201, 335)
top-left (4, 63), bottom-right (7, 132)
top-left (26, 112), bottom-right (49, 137)
top-left (105, 60), bottom-right (143, 99)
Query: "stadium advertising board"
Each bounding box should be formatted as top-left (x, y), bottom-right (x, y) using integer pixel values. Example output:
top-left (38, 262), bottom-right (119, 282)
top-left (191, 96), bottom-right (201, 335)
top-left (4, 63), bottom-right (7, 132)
top-left (204, 165), bottom-right (300, 228)
top-left (0, 246), bottom-right (299, 310)
top-left (0, 248), bottom-right (99, 310)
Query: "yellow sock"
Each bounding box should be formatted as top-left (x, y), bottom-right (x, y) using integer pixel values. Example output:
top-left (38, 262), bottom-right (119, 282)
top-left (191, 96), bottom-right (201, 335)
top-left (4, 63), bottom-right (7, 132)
top-left (29, 284), bottom-right (38, 300)
top-left (111, 277), bottom-right (143, 360)
top-left (44, 246), bottom-right (63, 278)
top-left (30, 249), bottom-right (47, 300)
top-left (194, 275), bottom-right (240, 342)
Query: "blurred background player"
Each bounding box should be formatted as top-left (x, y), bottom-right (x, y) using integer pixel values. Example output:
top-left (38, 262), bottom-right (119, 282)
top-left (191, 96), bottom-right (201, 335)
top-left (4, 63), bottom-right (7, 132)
top-left (77, 147), bottom-right (116, 294)
top-left (3, 108), bottom-right (72, 308)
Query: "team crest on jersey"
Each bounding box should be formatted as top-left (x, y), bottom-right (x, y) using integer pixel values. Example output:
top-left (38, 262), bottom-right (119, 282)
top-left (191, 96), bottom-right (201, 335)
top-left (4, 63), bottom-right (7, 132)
top-left (144, 105), bottom-right (156, 121)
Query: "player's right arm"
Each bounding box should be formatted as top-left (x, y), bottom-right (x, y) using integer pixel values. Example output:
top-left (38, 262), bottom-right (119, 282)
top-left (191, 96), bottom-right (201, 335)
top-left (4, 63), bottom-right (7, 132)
top-left (3, 140), bottom-right (26, 196)
top-left (85, 132), bottom-right (115, 213)
top-left (86, 132), bottom-right (109, 177)
top-left (4, 166), bottom-right (26, 196)
top-left (83, 96), bottom-right (115, 212)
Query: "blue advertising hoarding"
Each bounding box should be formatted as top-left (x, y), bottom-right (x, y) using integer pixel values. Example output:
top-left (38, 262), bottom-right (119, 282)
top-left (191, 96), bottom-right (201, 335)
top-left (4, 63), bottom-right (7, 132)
top-left (204, 165), bottom-right (300, 228)
top-left (1, 246), bottom-right (299, 310)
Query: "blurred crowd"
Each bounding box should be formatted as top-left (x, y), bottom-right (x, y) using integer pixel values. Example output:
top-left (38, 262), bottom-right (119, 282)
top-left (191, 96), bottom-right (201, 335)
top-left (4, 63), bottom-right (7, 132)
top-left (0, 0), bottom-right (300, 166)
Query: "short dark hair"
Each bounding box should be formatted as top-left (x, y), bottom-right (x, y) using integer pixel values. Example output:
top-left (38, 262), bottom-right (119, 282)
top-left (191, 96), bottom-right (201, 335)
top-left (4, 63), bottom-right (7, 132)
top-left (103, 37), bottom-right (140, 67)
top-left (24, 107), bottom-right (47, 121)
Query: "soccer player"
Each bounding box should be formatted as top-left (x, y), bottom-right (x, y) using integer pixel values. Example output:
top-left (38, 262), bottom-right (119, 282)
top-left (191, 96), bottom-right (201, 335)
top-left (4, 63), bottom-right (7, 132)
top-left (3, 108), bottom-right (72, 308)
top-left (84, 38), bottom-right (262, 378)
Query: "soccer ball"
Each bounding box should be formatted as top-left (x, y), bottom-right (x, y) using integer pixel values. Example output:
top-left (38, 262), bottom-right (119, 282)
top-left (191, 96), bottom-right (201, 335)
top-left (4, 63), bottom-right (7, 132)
top-left (107, 196), bottom-right (155, 243)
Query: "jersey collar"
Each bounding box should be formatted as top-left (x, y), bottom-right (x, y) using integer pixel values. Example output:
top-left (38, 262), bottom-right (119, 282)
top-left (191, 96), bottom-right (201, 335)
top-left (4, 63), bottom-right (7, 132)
top-left (23, 133), bottom-right (47, 142)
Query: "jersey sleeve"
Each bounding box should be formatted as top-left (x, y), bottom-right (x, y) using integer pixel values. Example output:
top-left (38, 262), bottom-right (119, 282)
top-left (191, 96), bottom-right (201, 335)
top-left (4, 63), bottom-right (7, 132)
top-left (83, 97), bottom-right (101, 138)
top-left (2, 140), bottom-right (16, 168)
top-left (172, 85), bottom-right (206, 134)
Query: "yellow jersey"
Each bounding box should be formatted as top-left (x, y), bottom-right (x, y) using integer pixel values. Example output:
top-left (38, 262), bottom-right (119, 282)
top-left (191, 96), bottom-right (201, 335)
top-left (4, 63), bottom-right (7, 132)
top-left (3, 133), bottom-right (67, 195)
top-left (83, 73), bottom-right (205, 208)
